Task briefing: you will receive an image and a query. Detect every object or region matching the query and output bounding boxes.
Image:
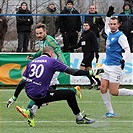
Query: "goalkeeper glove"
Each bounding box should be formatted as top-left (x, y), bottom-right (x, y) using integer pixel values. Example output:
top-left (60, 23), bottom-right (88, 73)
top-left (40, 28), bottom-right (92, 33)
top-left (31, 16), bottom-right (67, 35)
top-left (107, 6), bottom-right (115, 17)
top-left (92, 66), bottom-right (104, 76)
top-left (7, 96), bottom-right (17, 108)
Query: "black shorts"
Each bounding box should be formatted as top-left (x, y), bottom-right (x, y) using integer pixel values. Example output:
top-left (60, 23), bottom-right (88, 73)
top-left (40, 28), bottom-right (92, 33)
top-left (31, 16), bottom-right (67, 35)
top-left (27, 89), bottom-right (80, 115)
top-left (80, 53), bottom-right (94, 68)
top-left (28, 89), bottom-right (75, 107)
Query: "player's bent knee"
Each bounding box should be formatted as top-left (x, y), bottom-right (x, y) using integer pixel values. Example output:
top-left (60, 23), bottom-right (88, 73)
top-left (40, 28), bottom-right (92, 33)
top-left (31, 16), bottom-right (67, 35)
top-left (110, 91), bottom-right (118, 96)
top-left (100, 87), bottom-right (107, 94)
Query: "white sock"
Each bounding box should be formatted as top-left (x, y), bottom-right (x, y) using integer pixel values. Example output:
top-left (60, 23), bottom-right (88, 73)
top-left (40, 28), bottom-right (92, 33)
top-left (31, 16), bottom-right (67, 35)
top-left (118, 88), bottom-right (133, 96)
top-left (31, 105), bottom-right (38, 115)
top-left (76, 112), bottom-right (83, 120)
top-left (101, 92), bottom-right (114, 114)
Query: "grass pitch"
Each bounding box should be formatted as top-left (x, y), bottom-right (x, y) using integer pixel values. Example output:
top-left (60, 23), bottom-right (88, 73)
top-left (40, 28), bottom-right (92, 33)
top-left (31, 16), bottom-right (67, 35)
top-left (0, 86), bottom-right (133, 133)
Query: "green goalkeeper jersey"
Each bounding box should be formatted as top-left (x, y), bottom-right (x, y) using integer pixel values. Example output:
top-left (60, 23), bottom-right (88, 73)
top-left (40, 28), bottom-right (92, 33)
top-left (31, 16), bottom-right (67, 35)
top-left (31, 35), bottom-right (67, 65)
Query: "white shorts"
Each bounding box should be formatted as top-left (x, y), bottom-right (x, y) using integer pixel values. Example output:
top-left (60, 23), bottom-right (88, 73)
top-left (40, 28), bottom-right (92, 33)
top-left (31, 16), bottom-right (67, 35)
top-left (50, 54), bottom-right (59, 86)
top-left (101, 64), bottom-right (124, 83)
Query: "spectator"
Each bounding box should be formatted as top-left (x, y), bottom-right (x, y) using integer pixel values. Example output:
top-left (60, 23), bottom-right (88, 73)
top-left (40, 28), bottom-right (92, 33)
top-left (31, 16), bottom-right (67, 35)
top-left (59, 0), bottom-right (81, 52)
top-left (16, 2), bottom-right (33, 52)
top-left (118, 2), bottom-right (133, 52)
top-left (0, 8), bottom-right (7, 52)
top-left (101, 29), bottom-right (107, 44)
top-left (37, 2), bottom-right (59, 38)
top-left (69, 21), bottom-right (101, 90)
top-left (85, 4), bottom-right (105, 51)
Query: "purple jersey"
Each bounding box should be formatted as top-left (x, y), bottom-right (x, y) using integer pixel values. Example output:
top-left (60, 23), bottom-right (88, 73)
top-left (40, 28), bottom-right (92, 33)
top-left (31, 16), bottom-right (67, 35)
top-left (23, 55), bottom-right (68, 99)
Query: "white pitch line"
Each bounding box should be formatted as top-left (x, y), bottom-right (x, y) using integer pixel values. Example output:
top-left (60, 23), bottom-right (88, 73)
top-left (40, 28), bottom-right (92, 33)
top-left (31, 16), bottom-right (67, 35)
top-left (0, 120), bottom-right (133, 123)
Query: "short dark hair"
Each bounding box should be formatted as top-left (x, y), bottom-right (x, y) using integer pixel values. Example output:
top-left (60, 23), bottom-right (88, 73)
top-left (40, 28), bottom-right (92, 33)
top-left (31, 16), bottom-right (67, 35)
top-left (83, 21), bottom-right (90, 25)
top-left (66, 0), bottom-right (74, 5)
top-left (21, 2), bottom-right (27, 6)
top-left (110, 17), bottom-right (119, 23)
top-left (36, 23), bottom-right (46, 30)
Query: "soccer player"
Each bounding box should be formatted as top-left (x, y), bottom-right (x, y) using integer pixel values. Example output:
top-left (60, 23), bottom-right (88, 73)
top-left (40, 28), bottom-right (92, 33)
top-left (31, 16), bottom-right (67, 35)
top-left (27, 22), bottom-right (67, 85)
top-left (7, 23), bottom-right (67, 111)
top-left (8, 46), bottom-right (103, 127)
top-left (100, 6), bottom-right (133, 118)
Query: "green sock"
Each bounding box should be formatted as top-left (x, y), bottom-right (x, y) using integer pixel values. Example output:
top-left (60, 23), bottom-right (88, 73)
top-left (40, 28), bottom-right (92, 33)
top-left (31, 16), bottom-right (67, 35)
top-left (26, 99), bottom-right (35, 110)
top-left (89, 70), bottom-right (93, 76)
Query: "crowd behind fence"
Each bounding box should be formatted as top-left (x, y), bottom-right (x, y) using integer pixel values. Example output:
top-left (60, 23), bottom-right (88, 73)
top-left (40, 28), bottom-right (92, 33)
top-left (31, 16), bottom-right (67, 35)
top-left (1, 13), bottom-right (133, 52)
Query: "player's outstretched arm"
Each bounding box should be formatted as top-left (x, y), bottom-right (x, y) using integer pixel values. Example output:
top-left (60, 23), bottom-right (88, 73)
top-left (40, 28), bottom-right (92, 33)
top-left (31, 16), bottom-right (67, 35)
top-left (64, 67), bottom-right (104, 77)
